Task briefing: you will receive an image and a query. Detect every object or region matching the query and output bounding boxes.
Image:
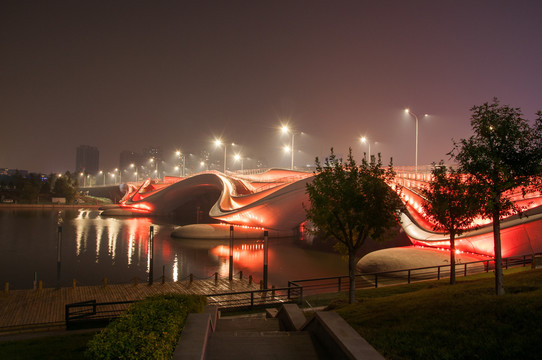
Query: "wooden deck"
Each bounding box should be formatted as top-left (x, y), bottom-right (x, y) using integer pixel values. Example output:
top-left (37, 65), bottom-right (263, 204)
top-left (0, 278), bottom-right (263, 334)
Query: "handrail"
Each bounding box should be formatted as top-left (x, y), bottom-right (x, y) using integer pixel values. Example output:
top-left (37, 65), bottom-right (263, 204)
top-left (289, 253), bottom-right (540, 295)
top-left (64, 252), bottom-right (539, 329)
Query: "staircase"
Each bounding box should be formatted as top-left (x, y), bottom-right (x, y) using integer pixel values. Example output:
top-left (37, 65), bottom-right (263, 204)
top-left (204, 314), bottom-right (323, 360)
top-left (173, 304), bottom-right (384, 360)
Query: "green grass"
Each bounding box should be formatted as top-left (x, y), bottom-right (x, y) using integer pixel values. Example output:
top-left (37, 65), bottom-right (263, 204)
top-left (0, 331), bottom-right (97, 360)
top-left (1, 268), bottom-right (540, 359)
top-left (330, 268), bottom-right (542, 360)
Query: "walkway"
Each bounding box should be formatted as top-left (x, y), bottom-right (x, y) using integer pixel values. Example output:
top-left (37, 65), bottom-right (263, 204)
top-left (0, 278), bottom-right (260, 334)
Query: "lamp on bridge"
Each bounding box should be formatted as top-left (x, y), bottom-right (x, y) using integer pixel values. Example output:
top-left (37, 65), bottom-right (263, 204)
top-left (404, 109), bottom-right (428, 173)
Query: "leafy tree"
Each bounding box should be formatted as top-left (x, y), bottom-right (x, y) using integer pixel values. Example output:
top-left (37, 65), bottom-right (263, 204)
top-left (53, 172), bottom-right (77, 204)
top-left (305, 148), bottom-right (403, 303)
top-left (451, 98), bottom-right (542, 295)
top-left (421, 162), bottom-right (480, 284)
top-left (21, 182), bottom-right (40, 203)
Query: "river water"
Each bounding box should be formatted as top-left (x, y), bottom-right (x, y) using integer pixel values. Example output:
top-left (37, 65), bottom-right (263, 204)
top-left (0, 208), bottom-right (347, 290)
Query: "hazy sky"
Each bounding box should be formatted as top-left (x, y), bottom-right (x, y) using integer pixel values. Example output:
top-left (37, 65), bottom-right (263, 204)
top-left (2, 0), bottom-right (541, 174)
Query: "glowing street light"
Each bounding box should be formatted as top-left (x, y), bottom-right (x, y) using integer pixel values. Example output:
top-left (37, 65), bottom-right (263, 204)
top-left (281, 125), bottom-right (300, 170)
top-left (114, 168), bottom-right (122, 184)
top-left (130, 163), bottom-right (138, 182)
top-left (175, 150), bottom-right (186, 177)
top-left (214, 139), bottom-right (228, 173)
top-left (360, 136), bottom-right (371, 162)
top-left (404, 108), bottom-right (428, 172)
top-left (99, 170), bottom-right (106, 185)
top-left (234, 153), bottom-right (244, 171)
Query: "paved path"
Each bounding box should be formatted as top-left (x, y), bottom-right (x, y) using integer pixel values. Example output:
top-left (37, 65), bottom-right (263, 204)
top-left (0, 278), bottom-right (260, 334)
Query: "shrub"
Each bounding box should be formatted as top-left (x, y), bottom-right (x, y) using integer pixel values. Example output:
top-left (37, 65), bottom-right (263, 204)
top-left (85, 294), bottom-right (206, 360)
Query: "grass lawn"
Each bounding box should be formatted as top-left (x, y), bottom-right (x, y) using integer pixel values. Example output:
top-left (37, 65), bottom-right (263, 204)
top-left (0, 331), bottom-right (97, 360)
top-left (328, 268), bottom-right (542, 360)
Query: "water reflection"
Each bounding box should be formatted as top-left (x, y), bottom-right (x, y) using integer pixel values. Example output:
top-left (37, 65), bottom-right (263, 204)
top-left (0, 209), bottom-right (346, 290)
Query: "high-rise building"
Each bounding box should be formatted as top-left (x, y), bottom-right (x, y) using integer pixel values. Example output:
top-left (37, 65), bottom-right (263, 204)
top-left (142, 147), bottom-right (163, 177)
top-left (75, 145), bottom-right (99, 174)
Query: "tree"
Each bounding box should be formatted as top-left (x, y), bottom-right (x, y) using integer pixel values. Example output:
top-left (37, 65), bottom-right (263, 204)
top-left (53, 172), bottom-right (77, 204)
top-left (451, 98), bottom-right (542, 295)
top-left (421, 162), bottom-right (480, 284)
top-left (304, 148), bottom-right (403, 303)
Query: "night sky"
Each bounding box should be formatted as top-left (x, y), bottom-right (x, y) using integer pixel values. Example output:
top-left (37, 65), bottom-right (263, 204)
top-left (2, 1), bottom-right (541, 174)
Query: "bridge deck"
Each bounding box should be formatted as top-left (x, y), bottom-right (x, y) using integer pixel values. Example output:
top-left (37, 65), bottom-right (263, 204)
top-left (0, 278), bottom-right (260, 334)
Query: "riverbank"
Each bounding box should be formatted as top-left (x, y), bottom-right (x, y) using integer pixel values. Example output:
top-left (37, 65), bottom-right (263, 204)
top-left (0, 204), bottom-right (103, 209)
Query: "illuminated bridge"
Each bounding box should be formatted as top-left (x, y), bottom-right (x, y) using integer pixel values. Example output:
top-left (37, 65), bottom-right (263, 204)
top-left (101, 168), bottom-right (542, 269)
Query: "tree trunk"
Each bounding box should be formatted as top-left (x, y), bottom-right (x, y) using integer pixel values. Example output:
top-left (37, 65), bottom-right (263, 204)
top-left (493, 211), bottom-right (505, 295)
top-left (450, 233), bottom-right (456, 285)
top-left (348, 251), bottom-right (356, 304)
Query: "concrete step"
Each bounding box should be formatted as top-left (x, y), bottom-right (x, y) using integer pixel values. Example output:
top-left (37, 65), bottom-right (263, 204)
top-left (205, 331), bottom-right (321, 360)
top-left (215, 317), bottom-right (280, 332)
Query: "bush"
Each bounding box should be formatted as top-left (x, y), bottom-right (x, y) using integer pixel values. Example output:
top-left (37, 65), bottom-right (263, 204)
top-left (85, 294), bottom-right (206, 360)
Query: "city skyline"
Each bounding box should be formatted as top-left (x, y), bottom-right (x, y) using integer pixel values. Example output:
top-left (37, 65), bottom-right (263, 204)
top-left (2, 1), bottom-right (541, 173)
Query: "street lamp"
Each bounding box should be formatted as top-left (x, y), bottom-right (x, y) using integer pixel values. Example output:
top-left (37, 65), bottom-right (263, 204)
top-left (114, 168), bottom-right (121, 184)
top-left (79, 172), bottom-right (87, 187)
top-left (214, 139), bottom-right (227, 173)
top-left (175, 150), bottom-right (185, 177)
top-left (360, 136), bottom-right (371, 162)
top-left (404, 109), bottom-right (428, 173)
top-left (234, 153), bottom-right (244, 171)
top-left (99, 170), bottom-right (105, 185)
top-left (149, 158), bottom-right (158, 179)
top-left (129, 163), bottom-right (138, 182)
top-left (281, 125), bottom-right (299, 170)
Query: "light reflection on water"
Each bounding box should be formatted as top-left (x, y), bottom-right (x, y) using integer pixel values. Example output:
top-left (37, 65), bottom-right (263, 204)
top-left (0, 208), bottom-right (346, 290)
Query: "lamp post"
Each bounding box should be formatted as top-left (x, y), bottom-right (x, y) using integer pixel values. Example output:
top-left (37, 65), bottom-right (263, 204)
top-left (360, 136), bottom-right (371, 162)
top-left (404, 109), bottom-right (428, 173)
top-left (114, 168), bottom-right (121, 184)
top-left (175, 150), bottom-right (185, 176)
top-left (214, 139), bottom-right (227, 173)
top-left (234, 153), bottom-right (244, 171)
top-left (99, 170), bottom-right (105, 185)
top-left (281, 125), bottom-right (299, 170)
top-left (149, 158), bottom-right (158, 179)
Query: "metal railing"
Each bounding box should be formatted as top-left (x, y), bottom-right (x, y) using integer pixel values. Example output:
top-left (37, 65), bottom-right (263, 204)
top-left (64, 253), bottom-right (539, 329)
top-left (205, 285), bottom-right (302, 312)
top-left (65, 299), bottom-right (135, 330)
top-left (289, 254), bottom-right (540, 296)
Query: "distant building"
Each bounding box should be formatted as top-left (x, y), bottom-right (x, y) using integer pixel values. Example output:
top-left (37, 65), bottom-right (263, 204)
top-left (75, 145), bottom-right (99, 174)
top-left (142, 146), bottom-right (163, 177)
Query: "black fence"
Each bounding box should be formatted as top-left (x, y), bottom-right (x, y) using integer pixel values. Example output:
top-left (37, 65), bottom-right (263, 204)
top-left (65, 299), bottom-right (135, 330)
top-left (288, 254), bottom-right (540, 296)
top-left (65, 253), bottom-right (540, 329)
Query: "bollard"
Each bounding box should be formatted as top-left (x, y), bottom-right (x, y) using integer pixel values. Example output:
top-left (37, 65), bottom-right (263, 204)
top-left (103, 278), bottom-right (108, 287)
top-left (239, 271), bottom-right (243, 280)
top-left (162, 265), bottom-right (165, 284)
top-left (272, 285), bottom-right (276, 299)
top-left (72, 279), bottom-right (76, 289)
top-left (134, 277), bottom-right (138, 286)
top-left (260, 280), bottom-right (263, 290)
top-left (38, 280), bottom-right (43, 291)
top-left (4, 282), bottom-right (8, 295)
top-left (190, 273), bottom-right (193, 283)
top-left (249, 275), bottom-right (253, 285)
top-left (214, 272), bottom-right (218, 284)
